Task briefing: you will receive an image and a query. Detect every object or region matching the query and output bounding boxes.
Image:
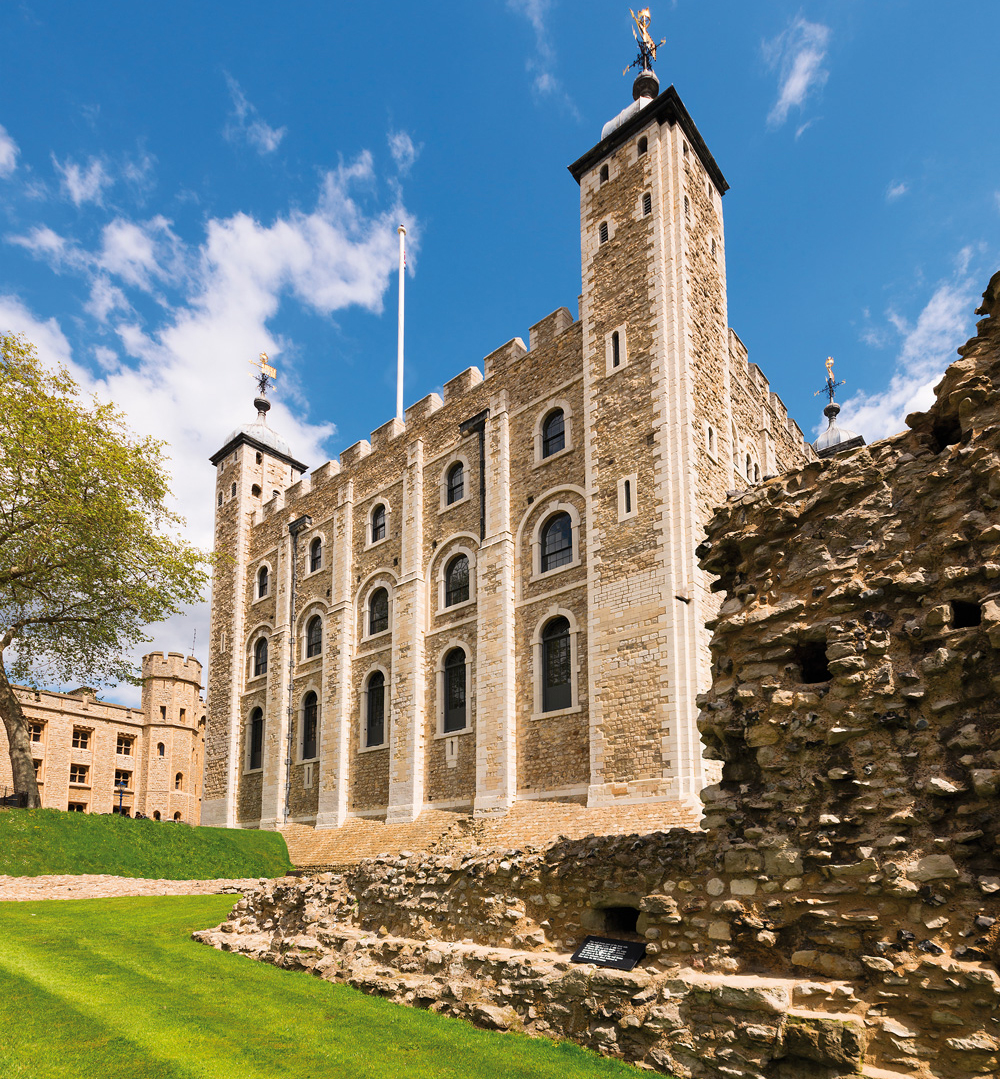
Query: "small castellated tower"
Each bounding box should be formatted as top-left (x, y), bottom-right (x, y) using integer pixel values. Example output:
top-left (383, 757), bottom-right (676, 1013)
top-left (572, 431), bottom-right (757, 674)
top-left (202, 375), bottom-right (308, 828)
top-left (569, 27), bottom-right (744, 806)
top-left (137, 652), bottom-right (205, 821)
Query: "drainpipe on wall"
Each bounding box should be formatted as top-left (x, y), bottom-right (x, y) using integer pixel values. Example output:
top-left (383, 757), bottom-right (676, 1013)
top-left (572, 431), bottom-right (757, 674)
top-left (284, 513), bottom-right (312, 823)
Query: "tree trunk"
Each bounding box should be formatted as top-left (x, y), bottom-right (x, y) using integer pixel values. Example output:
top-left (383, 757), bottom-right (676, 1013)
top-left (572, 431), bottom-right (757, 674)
top-left (0, 658), bottom-right (41, 808)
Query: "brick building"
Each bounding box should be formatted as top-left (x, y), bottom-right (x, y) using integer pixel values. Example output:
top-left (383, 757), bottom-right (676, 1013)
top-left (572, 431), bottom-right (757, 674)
top-left (202, 63), bottom-right (814, 832)
top-left (0, 652), bottom-right (206, 821)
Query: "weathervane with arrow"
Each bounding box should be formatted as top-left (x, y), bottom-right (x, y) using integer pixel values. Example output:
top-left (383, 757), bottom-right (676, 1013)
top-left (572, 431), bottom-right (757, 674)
top-left (815, 356), bottom-right (845, 405)
top-left (624, 7), bottom-right (665, 76)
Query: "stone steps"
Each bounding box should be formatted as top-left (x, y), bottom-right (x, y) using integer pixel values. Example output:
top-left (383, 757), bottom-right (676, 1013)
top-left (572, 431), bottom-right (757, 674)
top-left (281, 798), bottom-right (702, 868)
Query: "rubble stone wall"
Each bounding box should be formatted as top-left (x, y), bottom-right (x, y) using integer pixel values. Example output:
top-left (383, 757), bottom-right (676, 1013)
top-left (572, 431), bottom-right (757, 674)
top-left (196, 279), bottom-right (1000, 1078)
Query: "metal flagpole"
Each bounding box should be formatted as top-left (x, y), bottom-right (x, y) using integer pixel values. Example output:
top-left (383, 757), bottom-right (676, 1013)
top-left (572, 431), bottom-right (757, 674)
top-left (396, 224), bottom-right (406, 423)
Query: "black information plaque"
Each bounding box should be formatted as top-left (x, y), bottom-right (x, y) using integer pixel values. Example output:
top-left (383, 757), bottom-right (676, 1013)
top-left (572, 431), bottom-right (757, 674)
top-left (570, 935), bottom-right (647, 971)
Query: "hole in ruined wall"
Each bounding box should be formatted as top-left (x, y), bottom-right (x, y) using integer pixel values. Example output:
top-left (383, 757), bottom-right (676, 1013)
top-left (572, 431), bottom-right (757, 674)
top-left (930, 415), bottom-right (962, 452)
top-left (602, 906), bottom-right (640, 935)
top-left (951, 600), bottom-right (982, 628)
top-left (792, 640), bottom-right (830, 684)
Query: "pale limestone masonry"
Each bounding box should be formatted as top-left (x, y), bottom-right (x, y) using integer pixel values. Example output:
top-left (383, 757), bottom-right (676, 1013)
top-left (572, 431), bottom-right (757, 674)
top-left (198, 273), bottom-right (1000, 1079)
top-left (0, 652), bottom-right (205, 821)
top-left (201, 82), bottom-right (813, 833)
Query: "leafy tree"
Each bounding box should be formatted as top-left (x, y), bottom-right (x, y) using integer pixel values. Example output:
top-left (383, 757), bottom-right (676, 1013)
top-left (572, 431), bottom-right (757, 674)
top-left (0, 333), bottom-right (210, 807)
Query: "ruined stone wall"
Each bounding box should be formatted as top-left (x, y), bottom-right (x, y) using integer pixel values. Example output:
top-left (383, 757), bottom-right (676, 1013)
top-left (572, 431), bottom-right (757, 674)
top-left (200, 280), bottom-right (1000, 1078)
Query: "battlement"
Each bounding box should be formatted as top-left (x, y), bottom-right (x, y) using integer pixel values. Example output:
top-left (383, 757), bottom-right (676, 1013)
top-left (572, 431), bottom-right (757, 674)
top-left (141, 651), bottom-right (203, 683)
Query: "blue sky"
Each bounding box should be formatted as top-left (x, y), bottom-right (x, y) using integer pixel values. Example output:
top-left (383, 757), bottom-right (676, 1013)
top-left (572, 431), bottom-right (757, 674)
top-left (1, 1), bottom-right (997, 701)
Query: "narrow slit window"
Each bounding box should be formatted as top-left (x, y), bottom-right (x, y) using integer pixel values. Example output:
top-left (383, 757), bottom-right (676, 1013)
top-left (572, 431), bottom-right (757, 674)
top-left (599, 221), bottom-right (609, 244)
top-left (624, 479), bottom-right (632, 514)
top-left (638, 136), bottom-right (647, 155)
top-left (599, 164), bottom-right (609, 184)
top-left (642, 192), bottom-right (652, 216)
top-left (684, 196), bottom-right (690, 217)
top-left (612, 331), bottom-right (621, 368)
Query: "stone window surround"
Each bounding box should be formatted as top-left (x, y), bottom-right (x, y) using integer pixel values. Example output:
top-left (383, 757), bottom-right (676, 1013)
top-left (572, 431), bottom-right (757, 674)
top-left (704, 421), bottom-right (719, 463)
top-left (365, 499), bottom-right (393, 549)
top-left (433, 639), bottom-right (475, 739)
top-left (617, 473), bottom-right (638, 523)
top-left (243, 702), bottom-right (265, 774)
top-left (358, 574), bottom-right (395, 644)
top-left (72, 726), bottom-right (93, 751)
top-left (529, 501), bottom-right (583, 582)
top-left (245, 623), bottom-right (273, 685)
top-left (297, 603), bottom-right (327, 664)
top-left (304, 530), bottom-right (328, 577)
top-left (438, 452), bottom-right (472, 513)
top-left (605, 324), bottom-right (628, 375)
top-left (533, 400), bottom-right (574, 467)
top-left (297, 683), bottom-right (322, 764)
top-left (432, 538), bottom-right (478, 616)
top-left (530, 605), bottom-right (583, 720)
top-left (358, 662), bottom-right (390, 753)
top-left (253, 559), bottom-right (274, 603)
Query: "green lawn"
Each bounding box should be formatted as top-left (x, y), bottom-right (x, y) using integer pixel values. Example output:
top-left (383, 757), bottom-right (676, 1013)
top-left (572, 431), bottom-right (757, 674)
top-left (0, 895), bottom-right (644, 1079)
top-left (0, 808), bottom-right (291, 878)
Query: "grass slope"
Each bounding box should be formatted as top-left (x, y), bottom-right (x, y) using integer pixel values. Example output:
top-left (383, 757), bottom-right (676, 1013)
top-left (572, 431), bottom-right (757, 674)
top-left (0, 808), bottom-right (291, 879)
top-left (0, 896), bottom-right (646, 1079)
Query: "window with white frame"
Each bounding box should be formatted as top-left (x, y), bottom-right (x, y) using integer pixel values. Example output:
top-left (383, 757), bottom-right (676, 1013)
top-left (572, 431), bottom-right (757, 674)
top-left (442, 648), bottom-right (468, 733)
top-left (248, 708), bottom-right (264, 770)
top-left (444, 554), bottom-right (470, 607)
top-left (364, 671), bottom-right (387, 748)
top-left (301, 691), bottom-right (318, 760)
top-left (368, 587), bottom-right (390, 635)
top-left (541, 410), bottom-right (565, 458)
top-left (308, 537), bottom-right (322, 573)
top-left (446, 461), bottom-right (464, 505)
top-left (256, 565), bottom-right (269, 599)
top-left (617, 474), bottom-right (638, 522)
top-left (540, 512), bottom-right (573, 572)
top-left (253, 637), bottom-right (268, 677)
top-left (606, 325), bottom-right (627, 373)
top-left (305, 615), bottom-right (322, 659)
top-left (540, 616), bottom-right (572, 712)
top-left (370, 504), bottom-right (387, 544)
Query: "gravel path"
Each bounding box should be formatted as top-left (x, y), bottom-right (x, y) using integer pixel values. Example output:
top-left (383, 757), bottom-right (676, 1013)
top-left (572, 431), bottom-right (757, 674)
top-left (0, 874), bottom-right (266, 902)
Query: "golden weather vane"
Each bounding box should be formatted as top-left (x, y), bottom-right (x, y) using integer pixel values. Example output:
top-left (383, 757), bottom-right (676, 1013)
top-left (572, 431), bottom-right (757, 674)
top-left (249, 351), bottom-right (277, 396)
top-left (624, 7), bottom-right (665, 76)
top-left (815, 356), bottom-right (845, 404)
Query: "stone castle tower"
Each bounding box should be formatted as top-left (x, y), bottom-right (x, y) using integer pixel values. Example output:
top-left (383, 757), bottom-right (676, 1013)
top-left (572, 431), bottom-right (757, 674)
top-left (201, 49), bottom-right (812, 832)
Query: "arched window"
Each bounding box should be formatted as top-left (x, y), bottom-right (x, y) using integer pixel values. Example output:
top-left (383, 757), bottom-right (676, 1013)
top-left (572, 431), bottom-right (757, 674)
top-left (174, 772), bottom-right (183, 791)
top-left (309, 537), bottom-right (322, 572)
top-left (711, 237), bottom-right (717, 257)
top-left (707, 426), bottom-right (716, 456)
top-left (369, 588), bottom-right (389, 635)
top-left (443, 649), bottom-right (467, 733)
top-left (599, 164), bottom-right (609, 184)
top-left (257, 565), bottom-right (269, 598)
top-left (446, 462), bottom-right (464, 505)
top-left (371, 504), bottom-right (386, 543)
top-left (366, 671), bottom-right (386, 747)
top-left (746, 453), bottom-right (752, 479)
top-left (153, 810), bottom-right (161, 821)
top-left (157, 742), bottom-right (164, 758)
top-left (253, 637), bottom-right (268, 677)
top-left (541, 512), bottom-right (573, 572)
top-left (445, 555), bottom-right (470, 607)
top-left (599, 221), bottom-right (609, 244)
top-left (249, 708), bottom-right (264, 770)
top-left (251, 484), bottom-right (262, 498)
top-left (306, 615), bottom-right (322, 658)
top-left (638, 136), bottom-right (648, 155)
top-left (541, 409), bottom-right (565, 458)
top-left (612, 330), bottom-right (621, 367)
top-left (684, 196), bottom-right (690, 216)
top-left (217, 491), bottom-right (223, 507)
top-left (541, 617), bottom-right (572, 712)
top-left (231, 482), bottom-right (237, 497)
top-left (753, 462), bottom-right (761, 484)
top-left (642, 192), bottom-right (652, 216)
top-left (173, 811), bottom-right (182, 821)
top-left (302, 691), bottom-right (318, 760)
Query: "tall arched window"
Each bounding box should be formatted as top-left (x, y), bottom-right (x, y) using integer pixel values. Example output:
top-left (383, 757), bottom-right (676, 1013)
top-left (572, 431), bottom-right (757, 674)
top-left (638, 135), bottom-right (648, 155)
top-left (306, 615), bottom-right (322, 658)
top-left (253, 637), bottom-right (268, 677)
top-left (369, 588), bottom-right (389, 635)
top-left (445, 555), bottom-right (470, 607)
top-left (257, 565), bottom-right (269, 598)
top-left (249, 708), bottom-right (264, 770)
top-left (366, 671), bottom-right (385, 747)
top-left (541, 512), bottom-right (573, 572)
top-left (302, 691), bottom-right (318, 759)
top-left (542, 410), bottom-right (565, 458)
top-left (541, 617), bottom-right (572, 712)
top-left (157, 742), bottom-right (165, 758)
top-left (371, 504), bottom-right (386, 543)
top-left (309, 537), bottom-right (322, 572)
top-left (444, 648), bottom-right (467, 733)
top-left (612, 330), bottom-right (621, 367)
top-left (446, 462), bottom-right (464, 505)
top-left (746, 453), bottom-right (752, 480)
top-left (599, 164), bottom-right (609, 184)
top-left (174, 772), bottom-right (184, 791)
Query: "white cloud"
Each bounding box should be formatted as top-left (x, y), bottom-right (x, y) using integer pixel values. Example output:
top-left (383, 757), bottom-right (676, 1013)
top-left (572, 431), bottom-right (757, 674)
top-left (838, 265), bottom-right (979, 441)
top-left (886, 181), bottom-right (909, 202)
top-left (764, 17), bottom-right (830, 129)
top-left (53, 154), bottom-right (114, 206)
top-left (224, 75), bottom-right (286, 155)
top-left (388, 130), bottom-right (421, 175)
top-left (0, 124), bottom-right (18, 178)
top-left (506, 0), bottom-right (578, 116)
top-left (1, 154), bottom-right (412, 704)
